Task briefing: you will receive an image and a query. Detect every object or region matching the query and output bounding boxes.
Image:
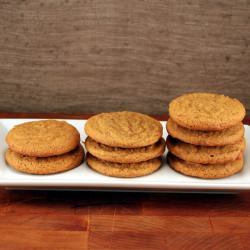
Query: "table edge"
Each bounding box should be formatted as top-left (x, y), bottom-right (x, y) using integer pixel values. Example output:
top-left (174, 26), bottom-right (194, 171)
top-left (0, 112), bottom-right (249, 125)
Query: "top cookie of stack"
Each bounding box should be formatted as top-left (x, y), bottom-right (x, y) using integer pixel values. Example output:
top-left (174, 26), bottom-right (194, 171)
top-left (166, 93), bottom-right (246, 179)
top-left (85, 111), bottom-right (165, 177)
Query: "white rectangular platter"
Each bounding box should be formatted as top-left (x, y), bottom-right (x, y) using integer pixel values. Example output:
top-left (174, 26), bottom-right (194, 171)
top-left (0, 119), bottom-right (249, 192)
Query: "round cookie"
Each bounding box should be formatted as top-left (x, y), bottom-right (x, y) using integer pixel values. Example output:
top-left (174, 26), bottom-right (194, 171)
top-left (167, 153), bottom-right (244, 179)
top-left (86, 153), bottom-right (162, 178)
top-left (85, 137), bottom-right (165, 163)
top-left (5, 145), bottom-right (84, 175)
top-left (167, 118), bottom-right (244, 146)
top-left (166, 136), bottom-right (245, 164)
top-left (6, 120), bottom-right (80, 157)
top-left (85, 111), bottom-right (162, 148)
top-left (169, 93), bottom-right (246, 131)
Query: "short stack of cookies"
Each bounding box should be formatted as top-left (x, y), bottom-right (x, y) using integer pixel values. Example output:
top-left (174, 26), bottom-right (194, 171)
top-left (166, 93), bottom-right (246, 179)
top-left (5, 120), bottom-right (84, 174)
top-left (84, 111), bottom-right (165, 177)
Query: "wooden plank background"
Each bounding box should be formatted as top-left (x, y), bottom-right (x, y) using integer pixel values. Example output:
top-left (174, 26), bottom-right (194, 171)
top-left (0, 0), bottom-right (250, 115)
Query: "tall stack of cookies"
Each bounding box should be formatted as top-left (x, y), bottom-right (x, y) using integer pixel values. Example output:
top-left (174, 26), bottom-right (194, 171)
top-left (85, 111), bottom-right (165, 177)
top-left (166, 93), bottom-right (246, 179)
top-left (5, 120), bottom-right (84, 174)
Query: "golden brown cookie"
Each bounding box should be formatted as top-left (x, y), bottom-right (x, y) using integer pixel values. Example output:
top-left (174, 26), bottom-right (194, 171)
top-left (5, 145), bottom-right (84, 175)
top-left (167, 153), bottom-right (244, 179)
top-left (169, 93), bottom-right (246, 131)
top-left (85, 137), bottom-right (165, 163)
top-left (167, 118), bottom-right (244, 146)
top-left (166, 136), bottom-right (245, 164)
top-left (86, 153), bottom-right (162, 177)
top-left (6, 120), bottom-right (80, 157)
top-left (85, 111), bottom-right (162, 148)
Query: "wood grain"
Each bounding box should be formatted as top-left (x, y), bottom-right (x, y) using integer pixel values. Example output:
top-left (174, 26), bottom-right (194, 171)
top-left (2, 230), bottom-right (88, 249)
top-left (0, 0), bottom-right (250, 115)
top-left (1, 188), bottom-right (250, 249)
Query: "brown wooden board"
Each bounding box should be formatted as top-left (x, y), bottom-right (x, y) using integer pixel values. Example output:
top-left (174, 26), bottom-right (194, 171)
top-left (0, 0), bottom-right (250, 116)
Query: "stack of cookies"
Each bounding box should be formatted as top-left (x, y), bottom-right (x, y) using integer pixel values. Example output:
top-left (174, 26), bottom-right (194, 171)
top-left (166, 93), bottom-right (246, 179)
top-left (5, 120), bottom-right (84, 174)
top-left (84, 111), bottom-right (165, 177)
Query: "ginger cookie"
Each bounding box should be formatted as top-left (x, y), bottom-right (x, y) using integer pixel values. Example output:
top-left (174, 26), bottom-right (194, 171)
top-left (167, 118), bottom-right (244, 146)
top-left (167, 153), bottom-right (244, 179)
top-left (169, 93), bottom-right (246, 131)
top-left (86, 153), bottom-right (162, 178)
top-left (85, 111), bottom-right (162, 148)
top-left (85, 137), bottom-right (165, 163)
top-left (6, 120), bottom-right (80, 157)
top-left (5, 145), bottom-right (84, 175)
top-left (166, 136), bottom-right (245, 164)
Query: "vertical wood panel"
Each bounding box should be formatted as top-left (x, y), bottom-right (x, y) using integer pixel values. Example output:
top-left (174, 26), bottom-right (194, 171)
top-left (0, 0), bottom-right (249, 114)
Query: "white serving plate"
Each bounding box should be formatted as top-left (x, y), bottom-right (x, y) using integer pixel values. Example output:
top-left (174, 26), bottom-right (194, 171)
top-left (0, 119), bottom-right (249, 192)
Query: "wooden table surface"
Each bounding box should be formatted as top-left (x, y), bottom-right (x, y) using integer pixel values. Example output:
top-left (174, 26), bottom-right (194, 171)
top-left (0, 113), bottom-right (250, 250)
